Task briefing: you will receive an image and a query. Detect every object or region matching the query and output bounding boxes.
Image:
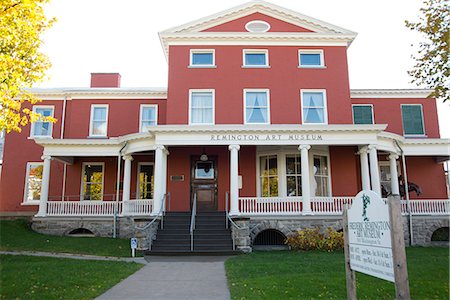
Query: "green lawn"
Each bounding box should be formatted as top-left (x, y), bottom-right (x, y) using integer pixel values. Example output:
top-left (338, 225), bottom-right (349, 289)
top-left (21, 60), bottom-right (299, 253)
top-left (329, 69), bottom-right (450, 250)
top-left (226, 248), bottom-right (449, 299)
top-left (0, 254), bottom-right (142, 300)
top-left (0, 219), bottom-right (135, 257)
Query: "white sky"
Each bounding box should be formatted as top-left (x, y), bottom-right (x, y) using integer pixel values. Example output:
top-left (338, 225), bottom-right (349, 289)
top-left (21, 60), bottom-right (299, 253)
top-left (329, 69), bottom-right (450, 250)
top-left (37, 0), bottom-right (450, 138)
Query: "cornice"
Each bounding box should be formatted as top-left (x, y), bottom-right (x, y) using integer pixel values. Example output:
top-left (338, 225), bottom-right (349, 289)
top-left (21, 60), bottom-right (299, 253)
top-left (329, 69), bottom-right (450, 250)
top-left (26, 88), bottom-right (168, 100)
top-left (350, 89), bottom-right (434, 99)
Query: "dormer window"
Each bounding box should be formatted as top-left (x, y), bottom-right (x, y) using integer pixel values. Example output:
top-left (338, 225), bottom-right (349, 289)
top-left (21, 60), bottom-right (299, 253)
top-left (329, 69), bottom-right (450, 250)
top-left (245, 20), bottom-right (270, 32)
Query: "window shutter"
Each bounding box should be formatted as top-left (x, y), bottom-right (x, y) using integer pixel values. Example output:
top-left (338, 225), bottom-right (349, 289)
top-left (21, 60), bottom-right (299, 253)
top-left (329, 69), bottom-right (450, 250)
top-left (402, 105), bottom-right (424, 135)
top-left (353, 106), bottom-right (373, 124)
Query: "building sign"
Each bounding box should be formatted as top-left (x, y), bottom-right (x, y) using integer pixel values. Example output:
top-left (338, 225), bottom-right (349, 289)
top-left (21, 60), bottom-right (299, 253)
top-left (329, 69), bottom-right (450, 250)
top-left (347, 190), bottom-right (395, 282)
top-left (210, 133), bottom-right (323, 142)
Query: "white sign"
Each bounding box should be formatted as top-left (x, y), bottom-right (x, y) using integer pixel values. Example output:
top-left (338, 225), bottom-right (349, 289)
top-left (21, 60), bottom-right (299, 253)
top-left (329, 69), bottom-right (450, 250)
top-left (130, 238), bottom-right (138, 249)
top-left (348, 190), bottom-right (395, 282)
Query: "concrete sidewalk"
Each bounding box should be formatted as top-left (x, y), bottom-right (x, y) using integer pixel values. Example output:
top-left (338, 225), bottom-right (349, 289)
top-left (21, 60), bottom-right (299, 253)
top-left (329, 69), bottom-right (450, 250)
top-left (96, 256), bottom-right (231, 300)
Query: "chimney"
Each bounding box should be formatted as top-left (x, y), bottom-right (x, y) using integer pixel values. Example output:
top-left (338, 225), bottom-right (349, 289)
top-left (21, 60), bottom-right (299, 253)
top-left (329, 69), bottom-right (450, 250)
top-left (90, 73), bottom-right (121, 88)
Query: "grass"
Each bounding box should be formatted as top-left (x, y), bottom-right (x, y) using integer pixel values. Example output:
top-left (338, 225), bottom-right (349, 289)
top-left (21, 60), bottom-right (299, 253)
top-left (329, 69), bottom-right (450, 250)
top-left (226, 247), bottom-right (449, 299)
top-left (0, 254), bottom-right (143, 300)
top-left (0, 219), bottom-right (136, 257)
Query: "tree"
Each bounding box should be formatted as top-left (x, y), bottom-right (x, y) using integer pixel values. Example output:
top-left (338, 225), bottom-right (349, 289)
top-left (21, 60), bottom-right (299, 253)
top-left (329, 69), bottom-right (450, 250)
top-left (0, 0), bottom-right (56, 133)
top-left (405, 0), bottom-right (449, 102)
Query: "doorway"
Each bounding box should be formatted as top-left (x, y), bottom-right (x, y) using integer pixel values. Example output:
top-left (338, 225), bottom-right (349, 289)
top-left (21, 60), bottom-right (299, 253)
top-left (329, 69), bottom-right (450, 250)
top-left (191, 156), bottom-right (218, 212)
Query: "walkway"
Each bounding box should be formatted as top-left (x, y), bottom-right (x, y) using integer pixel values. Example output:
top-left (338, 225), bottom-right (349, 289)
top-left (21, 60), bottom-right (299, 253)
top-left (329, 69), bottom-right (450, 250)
top-left (96, 256), bottom-right (231, 300)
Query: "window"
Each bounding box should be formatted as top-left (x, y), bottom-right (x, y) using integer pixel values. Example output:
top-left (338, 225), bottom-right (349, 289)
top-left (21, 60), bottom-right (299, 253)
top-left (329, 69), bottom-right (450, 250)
top-left (89, 105), bottom-right (108, 137)
top-left (81, 163), bottom-right (104, 200)
top-left (245, 20), bottom-right (271, 32)
top-left (190, 49), bottom-right (215, 67)
top-left (286, 155), bottom-right (302, 196)
top-left (260, 155), bottom-right (278, 197)
top-left (140, 105), bottom-right (158, 132)
top-left (138, 163), bottom-right (154, 199)
top-left (244, 90), bottom-right (270, 124)
top-left (31, 106), bottom-right (54, 138)
top-left (189, 90), bottom-right (214, 125)
top-left (313, 155), bottom-right (330, 197)
top-left (299, 50), bottom-right (325, 68)
top-left (243, 49), bottom-right (268, 67)
top-left (352, 105), bottom-right (374, 124)
top-left (23, 163), bottom-right (43, 203)
top-left (195, 161), bottom-right (214, 179)
top-left (301, 90), bottom-right (327, 124)
top-left (401, 104), bottom-right (425, 136)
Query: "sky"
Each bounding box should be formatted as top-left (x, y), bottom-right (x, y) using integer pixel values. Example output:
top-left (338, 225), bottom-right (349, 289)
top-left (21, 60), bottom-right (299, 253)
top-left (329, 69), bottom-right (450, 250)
top-left (37, 0), bottom-right (450, 137)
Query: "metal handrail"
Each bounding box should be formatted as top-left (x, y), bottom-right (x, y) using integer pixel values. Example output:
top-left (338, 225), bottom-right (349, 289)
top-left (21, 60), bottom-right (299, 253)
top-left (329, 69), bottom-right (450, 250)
top-left (135, 193), bottom-right (167, 231)
top-left (190, 193), bottom-right (197, 251)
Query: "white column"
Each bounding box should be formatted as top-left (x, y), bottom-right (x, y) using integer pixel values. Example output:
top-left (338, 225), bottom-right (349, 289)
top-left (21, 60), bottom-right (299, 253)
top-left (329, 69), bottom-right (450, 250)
top-left (368, 145), bottom-right (381, 196)
top-left (359, 147), bottom-right (371, 190)
top-left (389, 153), bottom-right (400, 195)
top-left (122, 155), bottom-right (133, 215)
top-left (37, 155), bottom-right (51, 217)
top-left (299, 145), bottom-right (312, 215)
top-left (229, 144), bottom-right (240, 216)
top-left (161, 148), bottom-right (169, 211)
top-left (152, 145), bottom-right (166, 215)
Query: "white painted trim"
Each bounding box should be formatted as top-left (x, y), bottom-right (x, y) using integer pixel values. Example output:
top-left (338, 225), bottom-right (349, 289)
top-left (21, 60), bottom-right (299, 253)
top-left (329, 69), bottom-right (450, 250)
top-left (242, 49), bottom-right (269, 67)
top-left (80, 162), bottom-right (105, 201)
top-left (350, 89), bottom-right (433, 99)
top-left (300, 89), bottom-right (328, 125)
top-left (243, 89), bottom-right (271, 125)
top-left (23, 162), bottom-right (44, 204)
top-left (298, 49), bottom-right (325, 68)
top-left (139, 104), bottom-right (158, 133)
top-left (245, 20), bottom-right (271, 32)
top-left (189, 49), bottom-right (216, 67)
top-left (89, 104), bottom-right (109, 138)
top-left (188, 89), bottom-right (215, 125)
top-left (401, 104), bottom-right (426, 137)
top-left (136, 162), bottom-right (155, 199)
top-left (352, 104), bottom-right (374, 124)
top-left (30, 105), bottom-right (55, 138)
top-left (26, 88), bottom-right (167, 100)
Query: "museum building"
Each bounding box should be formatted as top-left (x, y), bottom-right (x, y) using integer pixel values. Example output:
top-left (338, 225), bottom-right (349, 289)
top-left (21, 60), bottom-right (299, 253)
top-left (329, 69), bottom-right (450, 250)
top-left (0, 1), bottom-right (448, 252)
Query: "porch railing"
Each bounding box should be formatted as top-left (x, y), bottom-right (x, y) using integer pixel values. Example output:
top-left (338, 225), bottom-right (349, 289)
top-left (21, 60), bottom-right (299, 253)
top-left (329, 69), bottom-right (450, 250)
top-left (401, 199), bottom-right (450, 215)
top-left (311, 197), bottom-right (354, 215)
top-left (239, 197), bottom-right (302, 215)
top-left (124, 199), bottom-right (154, 216)
top-left (47, 201), bottom-right (122, 216)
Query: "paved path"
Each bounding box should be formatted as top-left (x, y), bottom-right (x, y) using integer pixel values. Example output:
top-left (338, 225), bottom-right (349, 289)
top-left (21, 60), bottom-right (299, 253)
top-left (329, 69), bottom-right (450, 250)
top-left (96, 256), bottom-right (231, 300)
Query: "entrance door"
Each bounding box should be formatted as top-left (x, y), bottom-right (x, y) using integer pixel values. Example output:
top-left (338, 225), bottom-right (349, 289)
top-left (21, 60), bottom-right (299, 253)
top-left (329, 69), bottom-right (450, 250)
top-left (191, 157), bottom-right (218, 212)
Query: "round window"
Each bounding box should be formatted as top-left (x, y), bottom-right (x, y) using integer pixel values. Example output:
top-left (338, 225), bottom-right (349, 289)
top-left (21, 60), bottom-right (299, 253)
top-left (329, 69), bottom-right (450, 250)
top-left (245, 20), bottom-right (270, 32)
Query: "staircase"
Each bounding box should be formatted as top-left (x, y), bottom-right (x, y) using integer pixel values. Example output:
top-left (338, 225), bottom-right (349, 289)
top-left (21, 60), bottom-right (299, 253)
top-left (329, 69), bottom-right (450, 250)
top-left (145, 211), bottom-right (240, 256)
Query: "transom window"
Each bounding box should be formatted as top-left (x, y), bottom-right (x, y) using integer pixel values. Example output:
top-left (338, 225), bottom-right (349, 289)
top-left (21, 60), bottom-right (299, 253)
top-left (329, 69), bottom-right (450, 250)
top-left (352, 105), bottom-right (374, 124)
top-left (286, 155), bottom-right (302, 196)
top-left (244, 90), bottom-right (270, 124)
top-left (89, 105), bottom-right (108, 137)
top-left (313, 155), bottom-right (330, 197)
top-left (140, 105), bottom-right (158, 132)
top-left (301, 90), bottom-right (327, 124)
top-left (31, 106), bottom-right (54, 138)
top-left (243, 49), bottom-right (268, 67)
top-left (82, 163), bottom-right (104, 200)
top-left (260, 155), bottom-right (278, 197)
top-left (190, 49), bottom-right (215, 67)
top-left (189, 90), bottom-right (214, 125)
top-left (401, 104), bottom-right (425, 136)
top-left (195, 161), bottom-right (214, 179)
top-left (138, 163), bottom-right (154, 199)
top-left (299, 50), bottom-right (325, 67)
top-left (24, 162), bottom-right (43, 203)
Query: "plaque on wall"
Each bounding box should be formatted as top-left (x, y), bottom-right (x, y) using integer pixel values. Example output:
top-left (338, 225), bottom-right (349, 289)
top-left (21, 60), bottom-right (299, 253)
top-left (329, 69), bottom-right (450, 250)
top-left (170, 175), bottom-right (184, 182)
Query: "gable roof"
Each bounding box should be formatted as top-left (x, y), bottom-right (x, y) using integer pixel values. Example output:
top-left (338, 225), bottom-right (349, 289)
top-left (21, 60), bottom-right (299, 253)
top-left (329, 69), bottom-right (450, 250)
top-left (159, 1), bottom-right (357, 59)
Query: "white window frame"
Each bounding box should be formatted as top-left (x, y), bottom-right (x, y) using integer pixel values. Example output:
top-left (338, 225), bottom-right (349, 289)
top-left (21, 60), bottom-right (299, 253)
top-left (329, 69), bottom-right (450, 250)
top-left (401, 104), bottom-right (426, 137)
top-left (189, 49), bottom-right (216, 68)
top-left (139, 104), bottom-right (158, 132)
top-left (22, 162), bottom-right (44, 205)
top-left (80, 162), bottom-right (105, 201)
top-left (244, 89), bottom-right (271, 125)
top-left (298, 49), bottom-right (325, 68)
top-left (188, 89), bottom-right (215, 125)
top-left (136, 162), bottom-right (154, 200)
top-left (89, 104), bottom-right (109, 137)
top-left (30, 105), bottom-right (54, 138)
top-left (352, 104), bottom-right (374, 124)
top-left (300, 89), bottom-right (328, 125)
top-left (242, 49), bottom-right (269, 68)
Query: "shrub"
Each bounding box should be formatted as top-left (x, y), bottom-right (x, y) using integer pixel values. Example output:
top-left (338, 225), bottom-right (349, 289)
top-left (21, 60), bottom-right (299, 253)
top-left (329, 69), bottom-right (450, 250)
top-left (285, 227), bottom-right (344, 252)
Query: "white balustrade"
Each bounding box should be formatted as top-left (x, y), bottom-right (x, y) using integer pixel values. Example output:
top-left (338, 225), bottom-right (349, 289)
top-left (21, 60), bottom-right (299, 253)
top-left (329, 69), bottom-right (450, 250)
top-left (239, 197), bottom-right (302, 215)
top-left (47, 201), bottom-right (122, 216)
top-left (401, 199), bottom-right (450, 215)
top-left (311, 197), bottom-right (354, 215)
top-left (124, 199), bottom-right (154, 216)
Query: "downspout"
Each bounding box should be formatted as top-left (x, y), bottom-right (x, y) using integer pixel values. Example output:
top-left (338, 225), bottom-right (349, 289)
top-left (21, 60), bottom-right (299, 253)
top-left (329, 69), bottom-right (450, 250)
top-left (113, 142), bottom-right (128, 238)
top-left (60, 95), bottom-right (68, 201)
top-left (394, 140), bottom-right (413, 246)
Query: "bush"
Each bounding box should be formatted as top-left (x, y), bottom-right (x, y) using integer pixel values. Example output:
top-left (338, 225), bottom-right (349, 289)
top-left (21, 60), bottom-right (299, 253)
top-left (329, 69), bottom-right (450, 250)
top-left (285, 227), bottom-right (344, 252)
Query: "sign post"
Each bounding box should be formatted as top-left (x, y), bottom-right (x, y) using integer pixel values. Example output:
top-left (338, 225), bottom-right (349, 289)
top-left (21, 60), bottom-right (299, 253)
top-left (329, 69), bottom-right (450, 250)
top-left (344, 191), bottom-right (410, 299)
top-left (130, 237), bottom-right (137, 258)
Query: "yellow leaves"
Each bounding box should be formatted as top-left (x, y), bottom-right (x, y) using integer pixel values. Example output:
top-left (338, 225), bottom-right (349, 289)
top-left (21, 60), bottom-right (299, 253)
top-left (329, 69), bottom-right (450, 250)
top-left (0, 0), bottom-right (56, 133)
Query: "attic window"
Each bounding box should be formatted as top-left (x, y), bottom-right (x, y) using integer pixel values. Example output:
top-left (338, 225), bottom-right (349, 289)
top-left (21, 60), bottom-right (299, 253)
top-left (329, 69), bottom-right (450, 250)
top-left (245, 20), bottom-right (270, 32)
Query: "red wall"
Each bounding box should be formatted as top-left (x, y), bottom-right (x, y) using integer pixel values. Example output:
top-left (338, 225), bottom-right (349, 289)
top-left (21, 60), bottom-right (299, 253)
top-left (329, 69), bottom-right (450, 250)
top-left (329, 146), bottom-right (360, 196)
top-left (405, 157), bottom-right (447, 199)
top-left (167, 45), bottom-right (353, 125)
